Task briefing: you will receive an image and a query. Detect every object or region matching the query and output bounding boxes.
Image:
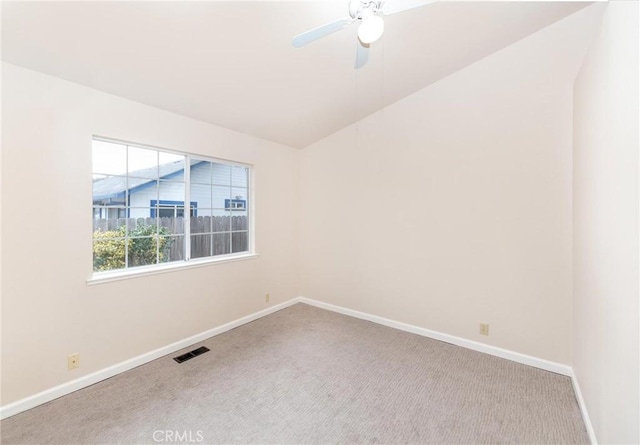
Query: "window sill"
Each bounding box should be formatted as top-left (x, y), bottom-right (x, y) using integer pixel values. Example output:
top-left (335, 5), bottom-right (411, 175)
top-left (87, 252), bottom-right (259, 286)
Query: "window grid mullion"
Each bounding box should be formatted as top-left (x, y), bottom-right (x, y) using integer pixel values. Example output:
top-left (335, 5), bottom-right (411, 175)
top-left (214, 162), bottom-right (216, 257)
top-left (246, 168), bottom-right (250, 254)
top-left (156, 150), bottom-right (160, 266)
top-left (185, 156), bottom-right (191, 261)
top-left (228, 181), bottom-right (233, 255)
top-left (124, 145), bottom-right (130, 269)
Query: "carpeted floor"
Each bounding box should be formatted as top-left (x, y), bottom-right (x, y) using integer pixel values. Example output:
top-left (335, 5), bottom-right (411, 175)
top-left (1, 303), bottom-right (588, 444)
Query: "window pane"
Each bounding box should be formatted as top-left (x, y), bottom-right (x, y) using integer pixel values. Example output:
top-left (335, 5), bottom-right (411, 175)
top-left (232, 213), bottom-right (248, 231)
top-left (127, 215), bottom-right (157, 231)
top-left (213, 185), bottom-right (231, 210)
top-left (159, 213), bottom-right (185, 235)
top-left (158, 181), bottom-right (185, 203)
top-left (160, 152), bottom-right (185, 182)
top-left (190, 234), bottom-right (212, 259)
top-left (231, 187), bottom-right (247, 200)
top-left (190, 215), bottom-right (212, 234)
top-left (158, 207), bottom-right (179, 218)
top-left (127, 207), bottom-right (152, 219)
top-left (128, 146), bottom-right (158, 179)
top-left (212, 233), bottom-right (231, 256)
top-left (212, 163), bottom-right (231, 186)
top-left (93, 175), bottom-right (127, 207)
top-left (190, 183), bottom-right (212, 209)
top-left (229, 187), bottom-right (248, 213)
top-left (196, 208), bottom-right (213, 217)
top-left (93, 207), bottom-right (127, 233)
top-left (93, 237), bottom-right (125, 271)
top-left (93, 140), bottom-right (127, 176)
top-left (160, 236), bottom-right (184, 263)
top-left (128, 180), bottom-right (158, 209)
top-left (127, 237), bottom-right (158, 267)
top-left (231, 165), bottom-right (248, 188)
top-left (212, 215), bottom-right (231, 233)
top-left (231, 231), bottom-right (248, 253)
top-left (191, 210), bottom-right (215, 233)
top-left (190, 160), bottom-right (212, 184)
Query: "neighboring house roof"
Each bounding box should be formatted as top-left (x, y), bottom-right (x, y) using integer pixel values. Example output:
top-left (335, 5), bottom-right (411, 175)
top-left (93, 160), bottom-right (198, 202)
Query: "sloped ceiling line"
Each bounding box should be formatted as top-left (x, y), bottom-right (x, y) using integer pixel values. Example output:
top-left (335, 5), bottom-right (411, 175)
top-left (2, 1), bottom-right (590, 148)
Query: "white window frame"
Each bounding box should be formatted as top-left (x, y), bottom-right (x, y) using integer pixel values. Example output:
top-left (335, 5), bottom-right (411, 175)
top-left (88, 136), bottom-right (257, 285)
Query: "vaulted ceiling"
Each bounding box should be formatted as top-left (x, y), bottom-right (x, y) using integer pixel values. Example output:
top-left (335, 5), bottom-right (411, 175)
top-left (2, 1), bottom-right (590, 148)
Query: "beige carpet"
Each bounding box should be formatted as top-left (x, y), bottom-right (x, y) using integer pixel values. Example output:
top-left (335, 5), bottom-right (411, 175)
top-left (1, 303), bottom-right (588, 444)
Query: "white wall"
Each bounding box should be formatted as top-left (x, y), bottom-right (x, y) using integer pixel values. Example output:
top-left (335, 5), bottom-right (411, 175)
top-left (1, 63), bottom-right (299, 405)
top-left (573, 2), bottom-right (640, 443)
top-left (3, 6), bottom-right (634, 439)
top-left (298, 5), bottom-right (602, 365)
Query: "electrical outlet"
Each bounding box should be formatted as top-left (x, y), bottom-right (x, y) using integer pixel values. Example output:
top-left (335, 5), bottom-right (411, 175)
top-left (68, 353), bottom-right (80, 370)
top-left (265, 293), bottom-right (270, 303)
top-left (479, 323), bottom-right (489, 336)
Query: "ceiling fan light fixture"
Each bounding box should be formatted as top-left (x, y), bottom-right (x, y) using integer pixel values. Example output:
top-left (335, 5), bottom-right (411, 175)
top-left (293, 0), bottom-right (436, 67)
top-left (357, 14), bottom-right (384, 44)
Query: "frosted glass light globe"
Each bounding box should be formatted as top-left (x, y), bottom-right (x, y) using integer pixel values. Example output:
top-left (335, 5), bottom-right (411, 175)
top-left (357, 15), bottom-right (384, 44)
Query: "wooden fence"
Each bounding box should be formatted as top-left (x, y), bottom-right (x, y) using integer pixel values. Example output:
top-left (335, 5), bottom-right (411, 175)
top-left (93, 216), bottom-right (248, 259)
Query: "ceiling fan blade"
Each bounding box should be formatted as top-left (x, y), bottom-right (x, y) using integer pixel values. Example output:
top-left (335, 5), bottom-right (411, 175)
top-left (381, 0), bottom-right (435, 16)
top-left (355, 42), bottom-right (370, 69)
top-left (292, 18), bottom-right (353, 48)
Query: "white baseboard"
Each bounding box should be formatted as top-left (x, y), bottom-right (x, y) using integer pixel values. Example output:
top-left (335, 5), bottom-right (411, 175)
top-left (0, 298), bottom-right (299, 420)
top-left (570, 370), bottom-right (598, 444)
top-left (298, 297), bottom-right (573, 376)
top-left (2, 296), bottom-right (587, 429)
top-left (304, 295), bottom-right (593, 443)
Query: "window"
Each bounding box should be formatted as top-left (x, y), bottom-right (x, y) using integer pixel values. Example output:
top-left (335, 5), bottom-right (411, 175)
top-left (92, 138), bottom-right (251, 274)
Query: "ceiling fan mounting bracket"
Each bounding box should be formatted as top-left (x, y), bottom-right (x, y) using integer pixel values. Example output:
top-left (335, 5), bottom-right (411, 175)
top-left (349, 0), bottom-right (382, 21)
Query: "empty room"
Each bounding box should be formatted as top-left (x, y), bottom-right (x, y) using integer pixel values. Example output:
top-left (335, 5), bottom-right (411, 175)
top-left (1, 0), bottom-right (638, 444)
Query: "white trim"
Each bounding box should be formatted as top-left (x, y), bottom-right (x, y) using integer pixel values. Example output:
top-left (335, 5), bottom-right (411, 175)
top-left (570, 370), bottom-right (598, 444)
top-left (184, 150), bottom-right (191, 261)
top-left (298, 297), bottom-right (572, 376)
top-left (1, 296), bottom-right (582, 422)
top-left (0, 298), bottom-right (298, 420)
top-left (92, 135), bottom-right (253, 170)
top-left (87, 253), bottom-right (259, 285)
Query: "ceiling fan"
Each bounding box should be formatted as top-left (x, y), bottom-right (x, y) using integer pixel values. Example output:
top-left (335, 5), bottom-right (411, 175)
top-left (292, 0), bottom-right (435, 69)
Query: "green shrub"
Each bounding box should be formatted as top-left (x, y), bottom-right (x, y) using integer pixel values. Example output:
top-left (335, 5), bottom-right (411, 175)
top-left (93, 223), bottom-right (173, 271)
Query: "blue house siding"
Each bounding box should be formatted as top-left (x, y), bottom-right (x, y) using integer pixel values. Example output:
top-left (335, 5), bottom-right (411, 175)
top-left (94, 161), bottom-right (249, 219)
